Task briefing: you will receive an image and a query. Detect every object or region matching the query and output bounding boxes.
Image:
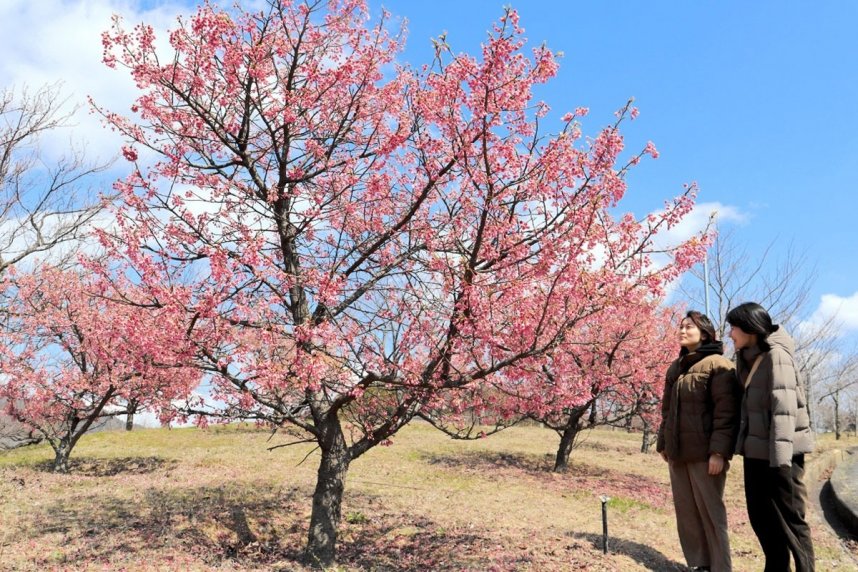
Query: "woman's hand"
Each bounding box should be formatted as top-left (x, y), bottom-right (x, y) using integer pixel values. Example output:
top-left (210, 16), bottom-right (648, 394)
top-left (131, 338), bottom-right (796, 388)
top-left (708, 453), bottom-right (725, 475)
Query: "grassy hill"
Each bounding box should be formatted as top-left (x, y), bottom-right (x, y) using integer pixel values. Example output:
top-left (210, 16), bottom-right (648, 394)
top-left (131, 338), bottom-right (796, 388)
top-left (0, 422), bottom-right (855, 571)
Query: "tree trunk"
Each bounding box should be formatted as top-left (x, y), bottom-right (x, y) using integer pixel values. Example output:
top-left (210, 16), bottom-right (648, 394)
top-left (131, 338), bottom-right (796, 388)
top-left (553, 408), bottom-right (587, 472)
top-left (804, 373), bottom-right (814, 430)
top-left (49, 389), bottom-right (116, 474)
top-left (641, 425), bottom-right (655, 453)
top-left (52, 440), bottom-right (72, 473)
top-left (125, 399), bottom-right (139, 431)
top-left (854, 401), bottom-right (858, 438)
top-left (305, 413), bottom-right (351, 568)
top-left (834, 393), bottom-right (841, 440)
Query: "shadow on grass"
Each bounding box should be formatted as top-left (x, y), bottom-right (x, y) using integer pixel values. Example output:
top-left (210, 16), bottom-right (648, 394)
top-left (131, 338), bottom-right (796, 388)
top-left (19, 483), bottom-right (562, 571)
top-left (571, 532), bottom-right (687, 571)
top-left (427, 450), bottom-right (548, 471)
top-left (426, 450), bottom-right (613, 478)
top-left (337, 514), bottom-right (497, 571)
top-left (424, 450), bottom-right (671, 511)
top-left (22, 482), bottom-right (308, 569)
top-left (33, 456), bottom-right (176, 477)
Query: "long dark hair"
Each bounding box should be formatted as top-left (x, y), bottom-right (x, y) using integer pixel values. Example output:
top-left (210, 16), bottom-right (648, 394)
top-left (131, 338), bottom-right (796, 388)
top-left (726, 302), bottom-right (775, 351)
top-left (684, 310), bottom-right (718, 344)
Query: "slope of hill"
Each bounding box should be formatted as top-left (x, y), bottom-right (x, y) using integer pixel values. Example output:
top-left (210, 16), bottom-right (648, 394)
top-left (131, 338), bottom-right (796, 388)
top-left (0, 423), bottom-right (855, 571)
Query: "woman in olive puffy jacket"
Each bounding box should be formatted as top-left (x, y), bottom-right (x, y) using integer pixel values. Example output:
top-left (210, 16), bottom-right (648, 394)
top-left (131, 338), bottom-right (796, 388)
top-left (657, 310), bottom-right (741, 572)
top-left (727, 302), bottom-right (814, 572)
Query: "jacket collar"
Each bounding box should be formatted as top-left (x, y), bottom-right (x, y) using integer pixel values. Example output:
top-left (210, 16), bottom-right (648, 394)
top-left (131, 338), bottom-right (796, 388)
top-left (676, 341), bottom-right (724, 375)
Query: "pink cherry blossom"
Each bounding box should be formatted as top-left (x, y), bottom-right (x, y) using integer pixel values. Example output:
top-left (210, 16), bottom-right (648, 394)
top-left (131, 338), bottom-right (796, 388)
top-left (0, 267), bottom-right (201, 473)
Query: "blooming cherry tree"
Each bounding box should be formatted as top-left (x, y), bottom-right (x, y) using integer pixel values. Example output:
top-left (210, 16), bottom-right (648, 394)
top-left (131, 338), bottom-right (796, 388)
top-left (96, 0), bottom-right (705, 564)
top-left (0, 267), bottom-right (199, 473)
top-left (532, 303), bottom-right (678, 470)
top-left (419, 298), bottom-right (681, 471)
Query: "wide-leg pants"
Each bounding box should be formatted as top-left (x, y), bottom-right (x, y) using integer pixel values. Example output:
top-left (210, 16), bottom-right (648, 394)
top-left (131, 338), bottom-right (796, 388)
top-left (668, 460), bottom-right (732, 572)
top-left (743, 455), bottom-right (815, 572)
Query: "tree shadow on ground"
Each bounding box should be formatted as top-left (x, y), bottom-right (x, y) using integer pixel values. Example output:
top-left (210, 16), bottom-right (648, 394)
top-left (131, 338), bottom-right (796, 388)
top-left (571, 531), bottom-right (687, 571)
top-left (336, 513), bottom-right (497, 571)
top-left (18, 481), bottom-right (308, 569)
top-left (18, 482), bottom-right (582, 571)
top-left (425, 450), bottom-right (671, 511)
top-left (425, 450), bottom-right (618, 478)
top-left (426, 450), bottom-right (549, 472)
top-left (33, 456), bottom-right (176, 476)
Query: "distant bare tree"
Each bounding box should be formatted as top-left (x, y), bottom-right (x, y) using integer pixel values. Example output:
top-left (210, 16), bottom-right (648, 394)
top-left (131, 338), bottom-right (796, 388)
top-left (815, 352), bottom-right (858, 440)
top-left (0, 83), bottom-right (108, 275)
top-left (678, 227), bottom-right (816, 337)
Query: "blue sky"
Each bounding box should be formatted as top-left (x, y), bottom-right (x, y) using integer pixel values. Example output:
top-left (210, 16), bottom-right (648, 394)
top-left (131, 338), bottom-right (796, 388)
top-left (383, 1), bottom-right (858, 306)
top-left (1, 0), bottom-right (856, 339)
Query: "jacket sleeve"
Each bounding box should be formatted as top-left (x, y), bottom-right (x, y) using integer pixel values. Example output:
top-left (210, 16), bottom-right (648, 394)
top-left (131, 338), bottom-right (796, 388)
top-left (656, 365), bottom-right (675, 453)
top-left (769, 350), bottom-right (799, 467)
top-left (708, 360), bottom-right (740, 458)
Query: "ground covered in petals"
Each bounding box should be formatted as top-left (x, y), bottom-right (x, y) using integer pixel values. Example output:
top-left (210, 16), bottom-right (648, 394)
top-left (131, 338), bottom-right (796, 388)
top-left (1, 424), bottom-right (855, 571)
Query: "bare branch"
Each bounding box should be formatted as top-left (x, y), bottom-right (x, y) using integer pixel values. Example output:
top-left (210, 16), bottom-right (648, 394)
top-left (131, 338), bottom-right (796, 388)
top-left (0, 83), bottom-right (109, 275)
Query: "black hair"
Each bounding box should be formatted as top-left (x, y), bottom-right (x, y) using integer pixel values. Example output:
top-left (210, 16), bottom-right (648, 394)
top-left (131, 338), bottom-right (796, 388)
top-left (683, 310), bottom-right (718, 344)
top-left (726, 302), bottom-right (775, 351)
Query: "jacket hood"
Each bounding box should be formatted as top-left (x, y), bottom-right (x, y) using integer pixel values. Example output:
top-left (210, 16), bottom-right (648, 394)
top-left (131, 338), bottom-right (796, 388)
top-left (766, 325), bottom-right (795, 357)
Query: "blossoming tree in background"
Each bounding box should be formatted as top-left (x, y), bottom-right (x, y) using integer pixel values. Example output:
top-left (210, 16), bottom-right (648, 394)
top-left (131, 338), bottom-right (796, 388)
top-left (625, 306), bottom-right (681, 454)
top-left (419, 295), bottom-right (682, 471)
top-left (0, 83), bottom-right (111, 449)
top-left (0, 267), bottom-right (200, 472)
top-left (528, 302), bottom-right (679, 470)
top-left (96, 0), bottom-right (705, 565)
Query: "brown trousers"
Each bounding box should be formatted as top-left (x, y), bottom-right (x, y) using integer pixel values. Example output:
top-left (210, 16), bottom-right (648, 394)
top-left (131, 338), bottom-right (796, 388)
top-left (669, 460), bottom-right (732, 572)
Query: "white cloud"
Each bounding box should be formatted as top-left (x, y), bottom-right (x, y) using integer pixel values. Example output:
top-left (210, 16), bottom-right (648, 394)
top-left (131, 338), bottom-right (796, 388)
top-left (0, 1), bottom-right (198, 270)
top-left (649, 202), bottom-right (744, 303)
top-left (653, 201), bottom-right (747, 250)
top-left (805, 292), bottom-right (858, 334)
top-left (0, 0), bottom-right (190, 163)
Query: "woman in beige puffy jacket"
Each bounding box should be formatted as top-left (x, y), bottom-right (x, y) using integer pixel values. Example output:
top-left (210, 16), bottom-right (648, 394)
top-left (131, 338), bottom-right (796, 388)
top-left (657, 310), bottom-right (741, 572)
top-left (727, 302), bottom-right (814, 572)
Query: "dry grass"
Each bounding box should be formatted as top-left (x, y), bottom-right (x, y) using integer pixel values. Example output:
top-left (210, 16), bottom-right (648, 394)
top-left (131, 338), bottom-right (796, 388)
top-left (0, 423), bottom-right (856, 571)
